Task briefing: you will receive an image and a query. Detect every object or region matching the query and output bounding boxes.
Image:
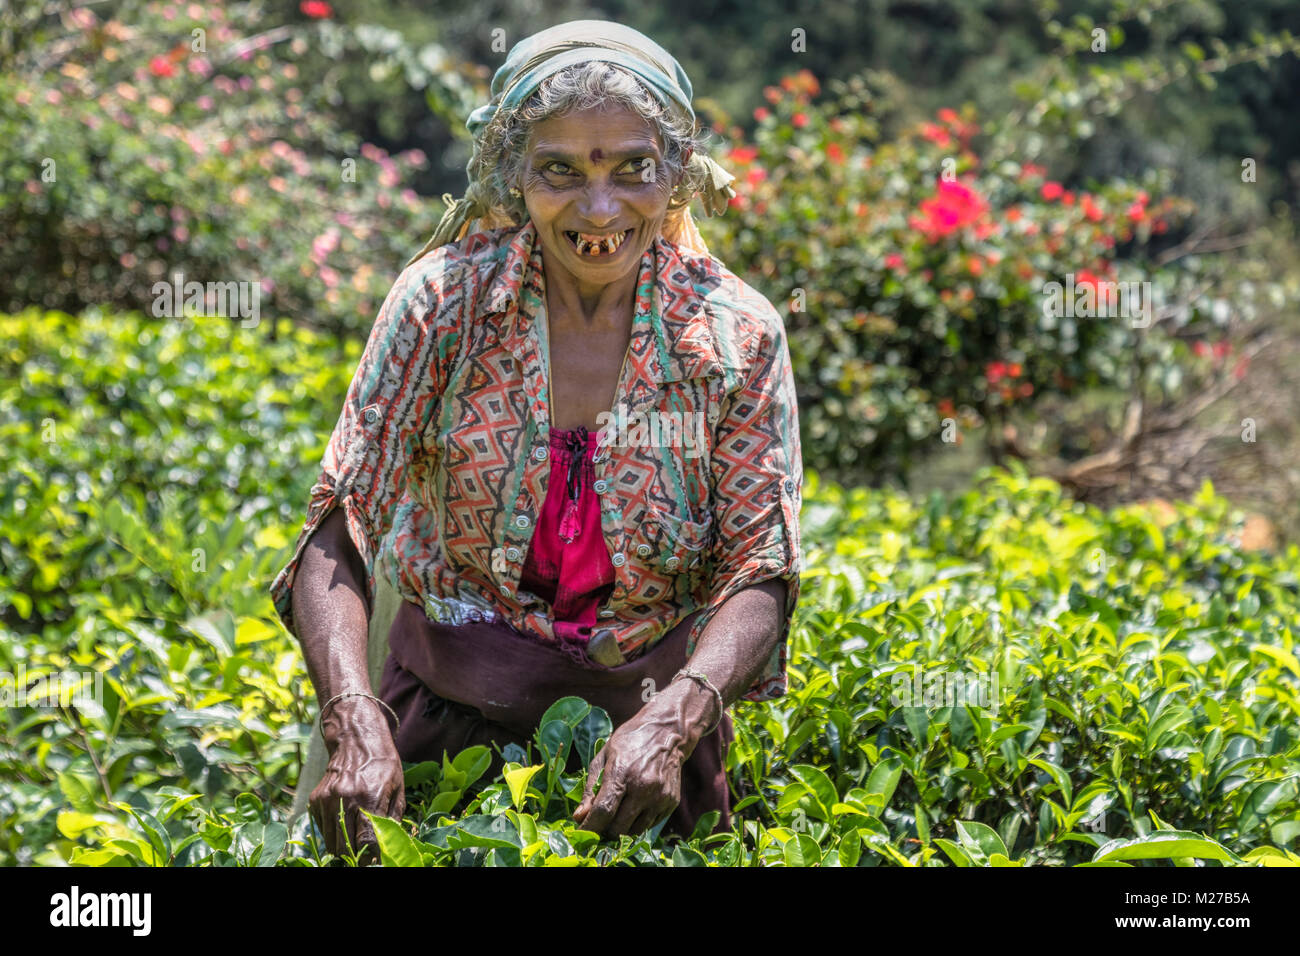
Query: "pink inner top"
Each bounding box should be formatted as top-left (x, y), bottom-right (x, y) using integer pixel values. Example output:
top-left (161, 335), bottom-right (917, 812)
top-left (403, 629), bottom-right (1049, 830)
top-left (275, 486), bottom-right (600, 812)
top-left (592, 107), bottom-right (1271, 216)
top-left (518, 426), bottom-right (615, 649)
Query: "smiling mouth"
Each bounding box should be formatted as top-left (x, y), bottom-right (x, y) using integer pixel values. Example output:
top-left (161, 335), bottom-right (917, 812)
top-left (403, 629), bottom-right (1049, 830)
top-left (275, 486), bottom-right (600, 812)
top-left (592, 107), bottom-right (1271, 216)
top-left (564, 228), bottom-right (633, 258)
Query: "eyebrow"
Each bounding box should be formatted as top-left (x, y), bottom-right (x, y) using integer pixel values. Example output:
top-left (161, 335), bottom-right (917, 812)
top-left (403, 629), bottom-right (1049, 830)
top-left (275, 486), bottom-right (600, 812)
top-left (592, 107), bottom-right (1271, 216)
top-left (533, 144), bottom-right (660, 163)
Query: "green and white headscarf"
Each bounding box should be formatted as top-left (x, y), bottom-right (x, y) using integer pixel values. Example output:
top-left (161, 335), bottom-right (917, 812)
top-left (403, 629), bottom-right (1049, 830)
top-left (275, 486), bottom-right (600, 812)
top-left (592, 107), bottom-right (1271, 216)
top-left (407, 19), bottom-right (736, 267)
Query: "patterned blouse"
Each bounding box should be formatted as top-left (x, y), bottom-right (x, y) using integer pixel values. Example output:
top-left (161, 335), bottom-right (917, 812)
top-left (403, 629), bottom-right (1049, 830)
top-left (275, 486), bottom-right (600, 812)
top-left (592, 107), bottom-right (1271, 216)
top-left (269, 218), bottom-right (803, 702)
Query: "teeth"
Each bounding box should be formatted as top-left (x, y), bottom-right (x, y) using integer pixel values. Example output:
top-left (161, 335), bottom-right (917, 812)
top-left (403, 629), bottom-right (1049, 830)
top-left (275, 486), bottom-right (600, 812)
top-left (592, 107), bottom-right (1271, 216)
top-left (569, 230), bottom-right (627, 256)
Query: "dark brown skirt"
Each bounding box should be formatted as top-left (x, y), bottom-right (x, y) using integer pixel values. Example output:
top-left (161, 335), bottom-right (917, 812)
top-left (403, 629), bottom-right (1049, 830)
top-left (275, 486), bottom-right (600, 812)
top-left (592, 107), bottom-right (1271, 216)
top-left (376, 600), bottom-right (734, 838)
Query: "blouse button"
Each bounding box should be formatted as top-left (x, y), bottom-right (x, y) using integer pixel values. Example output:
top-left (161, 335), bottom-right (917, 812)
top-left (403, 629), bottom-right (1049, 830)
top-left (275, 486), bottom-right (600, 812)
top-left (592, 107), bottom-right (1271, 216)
top-left (514, 514), bottom-right (531, 530)
top-left (636, 543), bottom-right (652, 558)
top-left (611, 552), bottom-right (626, 567)
top-left (364, 406), bottom-right (380, 424)
top-left (593, 479), bottom-right (608, 494)
top-left (783, 478), bottom-right (796, 494)
top-left (533, 445), bottom-right (548, 462)
top-left (665, 556), bottom-right (680, 570)
top-left (505, 546), bottom-right (521, 562)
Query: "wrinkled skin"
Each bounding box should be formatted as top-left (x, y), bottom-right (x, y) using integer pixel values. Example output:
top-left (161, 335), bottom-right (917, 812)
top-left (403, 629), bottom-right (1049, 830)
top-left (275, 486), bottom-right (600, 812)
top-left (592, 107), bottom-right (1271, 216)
top-left (290, 102), bottom-right (787, 854)
top-left (573, 578), bottom-right (787, 837)
top-left (293, 507), bottom-right (403, 864)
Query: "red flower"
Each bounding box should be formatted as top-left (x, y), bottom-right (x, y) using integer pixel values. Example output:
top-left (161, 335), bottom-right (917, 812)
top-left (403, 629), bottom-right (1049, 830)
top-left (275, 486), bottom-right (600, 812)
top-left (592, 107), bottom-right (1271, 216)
top-left (986, 361), bottom-right (1008, 384)
top-left (937, 107), bottom-right (959, 125)
top-left (826, 142), bottom-right (844, 164)
top-left (149, 55), bottom-right (175, 78)
top-left (855, 202), bottom-right (869, 217)
top-left (792, 112), bottom-right (808, 128)
top-left (746, 166), bottom-right (767, 186)
top-left (1017, 381), bottom-right (1034, 398)
top-left (910, 179), bottom-right (989, 242)
top-left (1126, 202), bottom-right (1147, 223)
top-left (1020, 163), bottom-right (1047, 180)
top-left (1212, 340), bottom-right (1232, 360)
top-left (966, 255), bottom-right (984, 276)
top-left (1192, 341), bottom-right (1210, 358)
top-left (1040, 181), bottom-right (1064, 201)
top-left (763, 85), bottom-right (783, 104)
top-left (920, 123), bottom-right (953, 148)
top-left (300, 1), bottom-right (334, 18)
top-left (1081, 194), bottom-right (1103, 222)
top-left (884, 253), bottom-right (904, 270)
top-left (753, 107), bottom-right (771, 122)
top-left (1008, 362), bottom-right (1023, 378)
top-left (727, 146), bottom-right (758, 164)
top-left (937, 398), bottom-right (956, 417)
top-left (1075, 269), bottom-right (1113, 305)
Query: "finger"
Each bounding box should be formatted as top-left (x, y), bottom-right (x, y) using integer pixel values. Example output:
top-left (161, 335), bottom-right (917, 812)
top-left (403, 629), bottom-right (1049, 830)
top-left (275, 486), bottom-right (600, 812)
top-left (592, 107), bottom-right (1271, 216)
top-left (626, 807), bottom-right (658, 838)
top-left (606, 789), bottom-right (645, 838)
top-left (580, 774), bottom-right (625, 835)
top-left (344, 799), bottom-right (365, 859)
top-left (355, 808), bottom-right (379, 866)
top-left (385, 776), bottom-right (406, 821)
top-left (314, 792), bottom-right (341, 857)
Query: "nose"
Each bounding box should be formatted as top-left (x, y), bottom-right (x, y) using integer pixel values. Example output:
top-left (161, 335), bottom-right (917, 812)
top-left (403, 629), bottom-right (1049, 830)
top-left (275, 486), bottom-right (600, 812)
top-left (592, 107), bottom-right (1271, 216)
top-left (577, 181), bottom-right (619, 229)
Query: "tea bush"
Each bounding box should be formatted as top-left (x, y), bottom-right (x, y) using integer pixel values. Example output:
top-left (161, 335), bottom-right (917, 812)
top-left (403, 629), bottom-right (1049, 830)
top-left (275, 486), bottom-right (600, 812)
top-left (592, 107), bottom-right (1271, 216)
top-left (2, 307), bottom-right (1298, 866)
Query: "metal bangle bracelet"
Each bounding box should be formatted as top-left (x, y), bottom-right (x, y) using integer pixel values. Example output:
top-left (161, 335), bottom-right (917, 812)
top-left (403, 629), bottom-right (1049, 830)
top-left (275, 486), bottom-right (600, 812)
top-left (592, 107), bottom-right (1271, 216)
top-left (318, 691), bottom-right (400, 734)
top-left (672, 667), bottom-right (725, 736)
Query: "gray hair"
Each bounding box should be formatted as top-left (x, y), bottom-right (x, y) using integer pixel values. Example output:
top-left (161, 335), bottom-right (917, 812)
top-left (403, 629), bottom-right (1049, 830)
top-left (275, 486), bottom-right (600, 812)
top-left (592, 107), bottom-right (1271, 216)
top-left (470, 60), bottom-right (712, 224)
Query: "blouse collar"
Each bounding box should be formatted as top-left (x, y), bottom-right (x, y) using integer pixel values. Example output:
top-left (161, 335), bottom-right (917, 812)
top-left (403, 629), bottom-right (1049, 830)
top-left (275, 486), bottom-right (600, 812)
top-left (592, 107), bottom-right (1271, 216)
top-left (485, 218), bottom-right (723, 385)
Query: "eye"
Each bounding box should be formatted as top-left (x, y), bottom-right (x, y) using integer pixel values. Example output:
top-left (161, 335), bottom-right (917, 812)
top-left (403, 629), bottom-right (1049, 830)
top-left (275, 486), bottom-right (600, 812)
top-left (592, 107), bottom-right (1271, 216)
top-left (544, 161), bottom-right (575, 176)
top-left (622, 158), bottom-right (654, 176)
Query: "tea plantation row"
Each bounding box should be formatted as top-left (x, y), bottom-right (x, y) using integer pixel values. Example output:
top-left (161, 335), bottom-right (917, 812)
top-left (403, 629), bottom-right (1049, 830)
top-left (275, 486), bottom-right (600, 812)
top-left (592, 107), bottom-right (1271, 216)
top-left (1, 308), bottom-right (1297, 866)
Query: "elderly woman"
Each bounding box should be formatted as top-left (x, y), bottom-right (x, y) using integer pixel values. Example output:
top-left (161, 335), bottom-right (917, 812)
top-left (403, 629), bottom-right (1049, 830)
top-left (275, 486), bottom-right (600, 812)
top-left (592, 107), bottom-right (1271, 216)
top-left (270, 19), bottom-right (802, 856)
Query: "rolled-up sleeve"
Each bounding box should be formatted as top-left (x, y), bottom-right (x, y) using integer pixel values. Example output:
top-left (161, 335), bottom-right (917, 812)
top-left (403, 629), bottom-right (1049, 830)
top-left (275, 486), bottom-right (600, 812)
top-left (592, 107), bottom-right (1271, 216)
top-left (268, 258), bottom-right (455, 640)
top-left (693, 305), bottom-right (803, 703)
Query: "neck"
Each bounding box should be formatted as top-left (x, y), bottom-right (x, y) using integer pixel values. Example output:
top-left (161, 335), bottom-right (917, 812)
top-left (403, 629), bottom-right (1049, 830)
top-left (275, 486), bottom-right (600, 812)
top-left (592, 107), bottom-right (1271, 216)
top-left (539, 240), bottom-right (641, 327)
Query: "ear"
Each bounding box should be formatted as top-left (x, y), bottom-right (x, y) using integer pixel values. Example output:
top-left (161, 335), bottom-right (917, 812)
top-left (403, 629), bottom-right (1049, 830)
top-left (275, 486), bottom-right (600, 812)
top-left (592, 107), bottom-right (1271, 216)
top-left (681, 146), bottom-right (694, 166)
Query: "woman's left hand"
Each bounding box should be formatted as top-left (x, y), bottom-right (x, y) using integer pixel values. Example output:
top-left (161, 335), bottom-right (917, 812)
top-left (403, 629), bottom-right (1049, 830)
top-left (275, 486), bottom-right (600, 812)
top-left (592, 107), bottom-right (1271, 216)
top-left (573, 682), bottom-right (707, 837)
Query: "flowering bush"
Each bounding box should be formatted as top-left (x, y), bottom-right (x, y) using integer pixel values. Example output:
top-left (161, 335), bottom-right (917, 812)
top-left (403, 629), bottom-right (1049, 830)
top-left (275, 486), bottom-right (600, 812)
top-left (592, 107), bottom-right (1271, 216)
top-left (0, 0), bottom-right (475, 335)
top-left (699, 69), bottom-right (1281, 483)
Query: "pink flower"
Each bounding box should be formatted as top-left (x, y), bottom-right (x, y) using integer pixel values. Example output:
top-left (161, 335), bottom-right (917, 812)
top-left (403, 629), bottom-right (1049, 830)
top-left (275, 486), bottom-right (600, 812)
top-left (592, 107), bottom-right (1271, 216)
top-left (1040, 181), bottom-right (1064, 201)
top-left (312, 229), bottom-right (340, 263)
top-left (150, 56), bottom-right (175, 78)
top-left (300, 1), bottom-right (334, 18)
top-left (884, 253), bottom-right (904, 270)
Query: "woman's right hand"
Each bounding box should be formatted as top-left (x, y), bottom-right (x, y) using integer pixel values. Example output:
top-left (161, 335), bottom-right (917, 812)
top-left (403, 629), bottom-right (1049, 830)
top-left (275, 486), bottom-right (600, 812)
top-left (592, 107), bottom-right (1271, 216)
top-left (310, 696), bottom-right (406, 864)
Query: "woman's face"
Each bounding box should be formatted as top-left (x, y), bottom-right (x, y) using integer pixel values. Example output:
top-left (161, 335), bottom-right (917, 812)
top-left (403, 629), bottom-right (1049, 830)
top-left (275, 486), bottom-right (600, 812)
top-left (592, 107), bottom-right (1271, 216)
top-left (517, 103), bottom-right (679, 290)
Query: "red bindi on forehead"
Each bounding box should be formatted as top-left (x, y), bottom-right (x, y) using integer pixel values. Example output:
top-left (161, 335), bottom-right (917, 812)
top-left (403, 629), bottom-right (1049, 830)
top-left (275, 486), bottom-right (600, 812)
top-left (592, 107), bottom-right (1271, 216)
top-left (589, 148), bottom-right (604, 164)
